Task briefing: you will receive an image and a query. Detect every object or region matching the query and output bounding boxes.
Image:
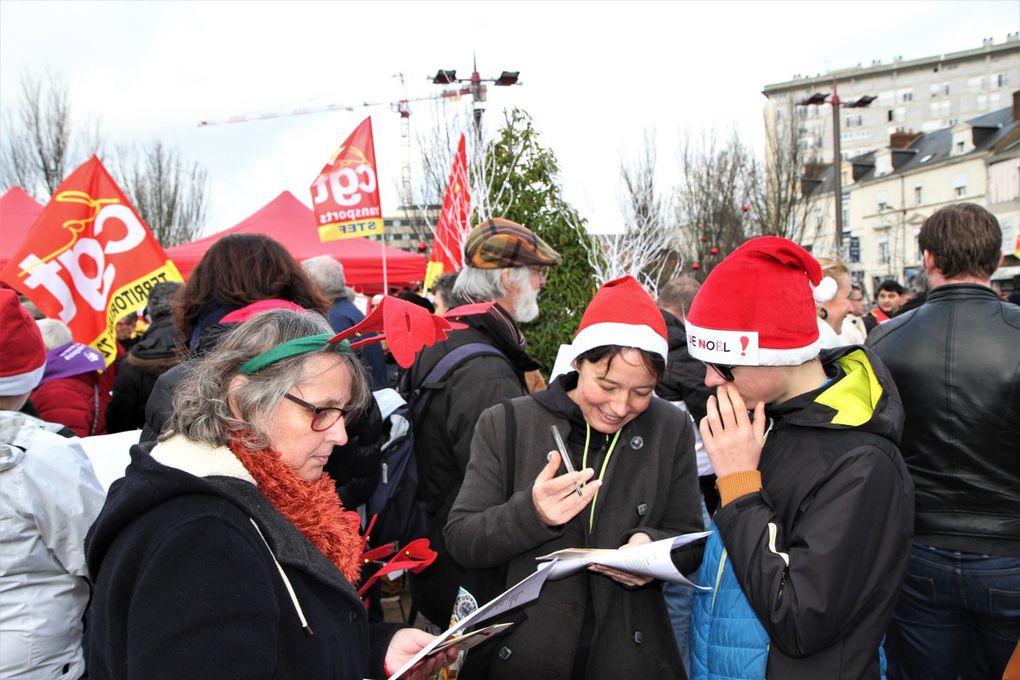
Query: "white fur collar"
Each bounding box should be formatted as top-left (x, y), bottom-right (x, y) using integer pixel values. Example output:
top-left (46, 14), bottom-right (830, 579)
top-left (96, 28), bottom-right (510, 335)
top-left (151, 434), bottom-right (255, 484)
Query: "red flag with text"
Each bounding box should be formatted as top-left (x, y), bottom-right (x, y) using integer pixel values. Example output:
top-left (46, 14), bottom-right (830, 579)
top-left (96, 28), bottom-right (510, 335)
top-left (0, 156), bottom-right (182, 366)
top-left (424, 133), bottom-right (470, 290)
top-left (311, 116), bottom-right (384, 242)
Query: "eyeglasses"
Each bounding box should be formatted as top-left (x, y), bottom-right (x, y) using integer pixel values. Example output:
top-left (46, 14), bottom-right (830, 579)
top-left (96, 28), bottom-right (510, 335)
top-left (702, 361), bottom-right (736, 382)
top-left (284, 393), bottom-right (346, 432)
top-left (529, 265), bottom-right (550, 280)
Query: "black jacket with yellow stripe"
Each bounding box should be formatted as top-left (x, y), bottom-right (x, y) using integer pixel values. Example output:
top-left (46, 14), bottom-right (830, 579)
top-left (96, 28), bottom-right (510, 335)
top-left (712, 345), bottom-right (914, 679)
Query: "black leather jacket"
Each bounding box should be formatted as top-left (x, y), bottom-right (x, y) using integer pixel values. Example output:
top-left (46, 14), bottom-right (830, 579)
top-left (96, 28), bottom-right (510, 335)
top-left (867, 284), bottom-right (1020, 556)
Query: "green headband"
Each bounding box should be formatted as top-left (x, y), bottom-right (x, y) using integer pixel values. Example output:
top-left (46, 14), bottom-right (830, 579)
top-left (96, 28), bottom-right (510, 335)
top-left (238, 333), bottom-right (353, 375)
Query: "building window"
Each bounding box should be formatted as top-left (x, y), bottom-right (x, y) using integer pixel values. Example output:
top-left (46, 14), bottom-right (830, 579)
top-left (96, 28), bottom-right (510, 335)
top-left (953, 174), bottom-right (967, 197)
top-left (877, 191), bottom-right (889, 211)
top-left (887, 109), bottom-right (894, 122)
top-left (998, 73), bottom-right (1010, 88)
top-left (956, 140), bottom-right (965, 154)
top-left (878, 237), bottom-right (890, 265)
top-left (914, 185), bottom-right (923, 205)
top-left (901, 91), bottom-right (914, 102)
top-left (846, 114), bottom-right (863, 128)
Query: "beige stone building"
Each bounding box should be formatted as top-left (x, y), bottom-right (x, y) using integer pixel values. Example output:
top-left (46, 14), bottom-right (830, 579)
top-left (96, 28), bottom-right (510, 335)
top-left (799, 100), bottom-right (1019, 297)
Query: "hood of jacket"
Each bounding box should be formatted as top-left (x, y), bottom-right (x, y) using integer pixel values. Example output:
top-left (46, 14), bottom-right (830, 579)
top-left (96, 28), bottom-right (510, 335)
top-left (130, 315), bottom-right (180, 363)
top-left (85, 436), bottom-right (256, 575)
top-left (86, 435), bottom-right (354, 599)
top-left (767, 345), bottom-right (904, 445)
top-left (0, 411), bottom-right (68, 470)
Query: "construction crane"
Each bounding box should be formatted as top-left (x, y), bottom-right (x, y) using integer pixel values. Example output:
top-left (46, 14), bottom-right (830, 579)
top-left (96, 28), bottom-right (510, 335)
top-left (197, 82), bottom-right (472, 207)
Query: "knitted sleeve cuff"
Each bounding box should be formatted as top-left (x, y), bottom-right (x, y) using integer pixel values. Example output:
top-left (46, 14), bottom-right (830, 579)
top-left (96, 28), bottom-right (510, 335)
top-left (716, 471), bottom-right (762, 506)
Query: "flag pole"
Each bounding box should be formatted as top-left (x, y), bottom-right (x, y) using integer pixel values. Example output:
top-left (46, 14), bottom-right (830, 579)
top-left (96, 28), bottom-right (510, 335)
top-left (381, 232), bottom-right (389, 295)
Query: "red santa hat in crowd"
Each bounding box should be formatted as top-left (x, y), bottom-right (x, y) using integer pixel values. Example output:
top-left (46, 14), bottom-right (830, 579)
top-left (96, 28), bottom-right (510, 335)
top-left (0, 289), bottom-right (47, 396)
top-left (685, 236), bottom-right (837, 367)
top-left (564, 275), bottom-right (669, 364)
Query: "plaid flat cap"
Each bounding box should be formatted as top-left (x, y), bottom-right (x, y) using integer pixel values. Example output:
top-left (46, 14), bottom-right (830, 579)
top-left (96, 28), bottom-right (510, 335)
top-left (463, 218), bottom-right (562, 269)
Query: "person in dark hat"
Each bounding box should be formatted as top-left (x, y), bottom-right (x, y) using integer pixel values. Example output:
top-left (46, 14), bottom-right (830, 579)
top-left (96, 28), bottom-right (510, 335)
top-left (106, 281), bottom-right (183, 433)
top-left (405, 217), bottom-right (561, 627)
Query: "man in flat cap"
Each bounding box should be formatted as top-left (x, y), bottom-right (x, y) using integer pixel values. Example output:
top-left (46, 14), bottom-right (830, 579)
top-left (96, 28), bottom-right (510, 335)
top-left (406, 217), bottom-right (560, 627)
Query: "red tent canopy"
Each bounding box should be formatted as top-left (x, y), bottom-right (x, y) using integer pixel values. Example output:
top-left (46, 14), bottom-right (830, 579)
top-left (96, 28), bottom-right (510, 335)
top-left (167, 191), bottom-right (425, 291)
top-left (0, 187), bottom-right (45, 272)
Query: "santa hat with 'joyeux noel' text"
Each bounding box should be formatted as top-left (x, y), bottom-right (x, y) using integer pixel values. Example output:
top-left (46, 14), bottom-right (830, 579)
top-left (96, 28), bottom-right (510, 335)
top-left (685, 236), bottom-right (837, 367)
top-left (564, 275), bottom-right (669, 364)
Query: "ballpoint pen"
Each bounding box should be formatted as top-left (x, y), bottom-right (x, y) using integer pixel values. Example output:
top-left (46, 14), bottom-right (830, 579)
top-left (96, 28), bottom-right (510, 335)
top-left (550, 425), bottom-right (584, 497)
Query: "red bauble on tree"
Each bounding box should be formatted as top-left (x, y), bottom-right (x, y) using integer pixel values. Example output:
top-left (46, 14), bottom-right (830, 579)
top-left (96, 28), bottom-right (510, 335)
top-left (692, 262), bottom-right (701, 271)
top-left (741, 203), bottom-right (750, 213)
top-left (416, 242), bottom-right (427, 253)
top-left (710, 246), bottom-right (719, 255)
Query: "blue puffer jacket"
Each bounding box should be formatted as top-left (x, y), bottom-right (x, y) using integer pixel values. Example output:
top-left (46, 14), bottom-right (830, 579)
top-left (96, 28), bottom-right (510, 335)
top-left (690, 526), bottom-right (769, 680)
top-left (690, 528), bottom-right (889, 680)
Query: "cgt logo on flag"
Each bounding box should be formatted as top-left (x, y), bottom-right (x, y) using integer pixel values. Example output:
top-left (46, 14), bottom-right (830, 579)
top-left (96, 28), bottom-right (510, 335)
top-left (311, 116), bottom-right (384, 242)
top-left (0, 156), bottom-right (181, 366)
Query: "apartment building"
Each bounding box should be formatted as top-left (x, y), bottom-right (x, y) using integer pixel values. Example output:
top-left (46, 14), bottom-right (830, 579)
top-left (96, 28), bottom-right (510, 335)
top-left (764, 35), bottom-right (1020, 163)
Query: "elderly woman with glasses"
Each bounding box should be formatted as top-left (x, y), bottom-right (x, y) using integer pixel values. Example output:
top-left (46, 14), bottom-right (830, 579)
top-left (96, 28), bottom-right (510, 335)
top-left (85, 309), bottom-right (450, 680)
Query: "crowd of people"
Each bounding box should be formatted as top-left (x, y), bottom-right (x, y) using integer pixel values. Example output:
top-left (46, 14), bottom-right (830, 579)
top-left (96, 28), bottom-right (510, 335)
top-left (0, 202), bottom-right (1017, 680)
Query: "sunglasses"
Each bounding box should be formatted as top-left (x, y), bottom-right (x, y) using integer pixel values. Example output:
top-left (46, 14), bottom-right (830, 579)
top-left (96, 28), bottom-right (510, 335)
top-left (529, 265), bottom-right (551, 280)
top-left (284, 393), bottom-right (347, 432)
top-left (703, 361), bottom-right (736, 382)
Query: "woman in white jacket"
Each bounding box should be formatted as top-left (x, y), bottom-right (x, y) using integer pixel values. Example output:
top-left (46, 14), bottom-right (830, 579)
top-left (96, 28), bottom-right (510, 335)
top-left (0, 290), bottom-right (106, 680)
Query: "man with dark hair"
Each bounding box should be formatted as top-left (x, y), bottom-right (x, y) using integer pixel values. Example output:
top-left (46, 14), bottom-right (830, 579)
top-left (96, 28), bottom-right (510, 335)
top-left (863, 279), bottom-right (907, 332)
top-left (867, 203), bottom-right (1020, 680)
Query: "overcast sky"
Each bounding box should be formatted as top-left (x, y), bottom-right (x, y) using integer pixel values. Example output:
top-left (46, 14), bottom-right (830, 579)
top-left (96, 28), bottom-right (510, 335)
top-left (1, 1), bottom-right (1017, 236)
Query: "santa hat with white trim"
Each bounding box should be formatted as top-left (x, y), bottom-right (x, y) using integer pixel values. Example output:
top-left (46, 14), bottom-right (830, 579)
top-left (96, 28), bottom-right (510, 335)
top-left (685, 236), bottom-right (837, 367)
top-left (564, 275), bottom-right (668, 365)
top-left (0, 289), bottom-right (47, 396)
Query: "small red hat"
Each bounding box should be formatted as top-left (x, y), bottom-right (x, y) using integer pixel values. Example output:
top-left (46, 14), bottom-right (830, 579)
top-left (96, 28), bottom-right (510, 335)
top-left (564, 276), bottom-right (668, 363)
top-left (0, 290), bottom-right (47, 396)
top-left (685, 237), bottom-right (836, 367)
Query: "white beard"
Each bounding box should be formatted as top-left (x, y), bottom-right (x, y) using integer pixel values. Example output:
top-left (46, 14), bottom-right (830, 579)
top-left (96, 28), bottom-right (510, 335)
top-left (511, 276), bottom-right (541, 323)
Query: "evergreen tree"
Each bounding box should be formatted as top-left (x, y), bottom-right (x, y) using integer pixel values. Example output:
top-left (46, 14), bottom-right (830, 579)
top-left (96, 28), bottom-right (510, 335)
top-left (482, 109), bottom-right (596, 372)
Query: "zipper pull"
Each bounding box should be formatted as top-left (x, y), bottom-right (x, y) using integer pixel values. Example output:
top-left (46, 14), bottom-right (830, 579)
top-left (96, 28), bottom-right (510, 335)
top-left (382, 461), bottom-right (389, 484)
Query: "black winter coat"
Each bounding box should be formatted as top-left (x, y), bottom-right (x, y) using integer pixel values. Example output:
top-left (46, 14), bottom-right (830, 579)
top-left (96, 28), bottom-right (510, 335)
top-left (444, 374), bottom-right (704, 680)
top-left (85, 438), bottom-right (400, 680)
top-left (656, 309), bottom-right (713, 423)
top-left (867, 283), bottom-right (1020, 555)
top-left (105, 315), bottom-right (181, 433)
top-left (405, 308), bottom-right (537, 626)
top-left (710, 346), bottom-right (914, 679)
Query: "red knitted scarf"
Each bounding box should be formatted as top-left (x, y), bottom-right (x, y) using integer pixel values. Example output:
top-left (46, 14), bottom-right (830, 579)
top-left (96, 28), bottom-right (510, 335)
top-left (229, 439), bottom-right (364, 584)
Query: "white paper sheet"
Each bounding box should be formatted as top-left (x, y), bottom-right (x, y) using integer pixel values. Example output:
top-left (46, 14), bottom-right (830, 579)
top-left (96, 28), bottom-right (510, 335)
top-left (386, 559), bottom-right (555, 680)
top-left (536, 531), bottom-right (711, 588)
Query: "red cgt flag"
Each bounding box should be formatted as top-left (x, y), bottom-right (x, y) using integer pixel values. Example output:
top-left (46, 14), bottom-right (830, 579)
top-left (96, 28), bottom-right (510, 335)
top-left (311, 116), bottom-right (384, 242)
top-left (0, 156), bottom-right (182, 366)
top-left (424, 133), bottom-right (470, 290)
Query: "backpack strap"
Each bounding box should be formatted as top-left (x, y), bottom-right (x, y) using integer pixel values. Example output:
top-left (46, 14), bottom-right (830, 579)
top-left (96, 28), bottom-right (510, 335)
top-left (502, 399), bottom-right (516, 501)
top-left (408, 342), bottom-right (509, 422)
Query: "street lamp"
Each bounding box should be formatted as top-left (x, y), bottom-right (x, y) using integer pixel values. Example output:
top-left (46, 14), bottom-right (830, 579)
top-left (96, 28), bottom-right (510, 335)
top-left (430, 58), bottom-right (521, 143)
top-left (797, 82), bottom-right (874, 255)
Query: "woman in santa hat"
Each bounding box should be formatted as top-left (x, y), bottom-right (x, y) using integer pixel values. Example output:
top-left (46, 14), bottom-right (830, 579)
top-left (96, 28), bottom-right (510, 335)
top-left (444, 276), bottom-right (705, 680)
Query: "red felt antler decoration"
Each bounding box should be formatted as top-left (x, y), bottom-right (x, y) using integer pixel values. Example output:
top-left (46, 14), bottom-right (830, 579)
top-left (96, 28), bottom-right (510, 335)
top-left (329, 296), bottom-right (493, 368)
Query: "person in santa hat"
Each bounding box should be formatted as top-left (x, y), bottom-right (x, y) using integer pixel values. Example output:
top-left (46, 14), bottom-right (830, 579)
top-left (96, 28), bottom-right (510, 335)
top-left (0, 289), bottom-right (106, 680)
top-left (685, 237), bottom-right (914, 680)
top-left (444, 275), bottom-right (705, 680)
